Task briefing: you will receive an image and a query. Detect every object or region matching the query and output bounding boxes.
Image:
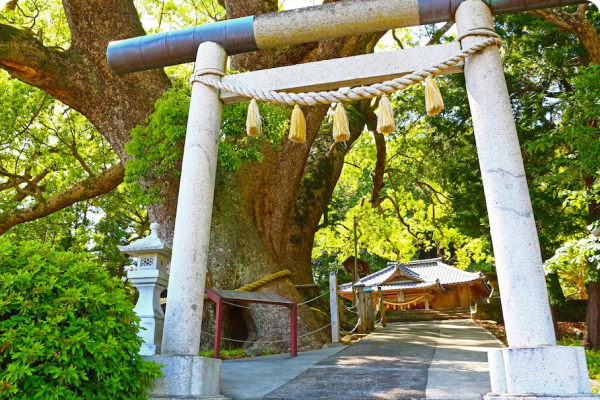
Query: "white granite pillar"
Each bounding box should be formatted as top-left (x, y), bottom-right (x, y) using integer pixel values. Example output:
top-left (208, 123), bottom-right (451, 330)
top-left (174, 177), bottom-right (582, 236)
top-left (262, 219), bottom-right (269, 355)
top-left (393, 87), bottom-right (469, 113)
top-left (456, 0), bottom-right (554, 348)
top-left (147, 42), bottom-right (226, 400)
top-left (457, 2), bottom-right (593, 398)
top-left (161, 41), bottom-right (226, 355)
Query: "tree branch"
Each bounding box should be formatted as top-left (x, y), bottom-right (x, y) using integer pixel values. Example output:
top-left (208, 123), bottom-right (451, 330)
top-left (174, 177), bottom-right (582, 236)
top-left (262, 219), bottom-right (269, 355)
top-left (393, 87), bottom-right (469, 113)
top-left (369, 130), bottom-right (387, 208)
top-left (11, 170), bottom-right (48, 202)
top-left (426, 21), bottom-right (454, 46)
top-left (0, 24), bottom-right (75, 100)
top-left (529, 8), bottom-right (600, 64)
top-left (0, 163), bottom-right (124, 235)
top-left (380, 194), bottom-right (419, 240)
top-left (391, 29), bottom-right (404, 49)
top-left (415, 181), bottom-right (448, 203)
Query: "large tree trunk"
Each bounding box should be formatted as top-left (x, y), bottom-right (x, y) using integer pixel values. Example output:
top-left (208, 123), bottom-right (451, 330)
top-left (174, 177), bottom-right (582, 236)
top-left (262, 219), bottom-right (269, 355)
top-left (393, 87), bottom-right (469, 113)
top-left (152, 1), bottom-right (385, 349)
top-left (284, 100), bottom-right (373, 286)
top-left (586, 282), bottom-right (600, 348)
top-left (585, 178), bottom-right (600, 348)
top-left (199, 1), bottom-right (384, 349)
top-left (1, 0), bottom-right (383, 350)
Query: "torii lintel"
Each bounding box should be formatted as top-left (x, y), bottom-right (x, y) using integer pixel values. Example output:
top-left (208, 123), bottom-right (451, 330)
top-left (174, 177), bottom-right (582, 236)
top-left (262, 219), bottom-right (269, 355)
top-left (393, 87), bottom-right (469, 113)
top-left (106, 0), bottom-right (586, 75)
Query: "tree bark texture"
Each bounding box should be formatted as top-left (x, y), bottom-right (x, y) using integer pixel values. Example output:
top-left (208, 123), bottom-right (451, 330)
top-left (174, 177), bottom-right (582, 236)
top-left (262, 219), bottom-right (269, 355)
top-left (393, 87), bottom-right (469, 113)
top-left (194, 0), bottom-right (385, 349)
top-left (586, 281), bottom-right (600, 348)
top-left (284, 101), bottom-right (371, 286)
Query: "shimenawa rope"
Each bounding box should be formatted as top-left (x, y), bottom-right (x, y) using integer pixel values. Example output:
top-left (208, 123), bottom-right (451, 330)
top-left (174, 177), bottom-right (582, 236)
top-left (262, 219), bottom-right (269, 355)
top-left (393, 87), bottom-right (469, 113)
top-left (190, 29), bottom-right (501, 142)
top-left (235, 269), bottom-right (292, 292)
top-left (190, 32), bottom-right (501, 106)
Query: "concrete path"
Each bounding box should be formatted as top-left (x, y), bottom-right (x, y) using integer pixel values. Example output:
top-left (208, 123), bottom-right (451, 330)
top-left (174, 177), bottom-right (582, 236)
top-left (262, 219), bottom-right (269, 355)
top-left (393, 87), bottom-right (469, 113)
top-left (221, 320), bottom-right (504, 400)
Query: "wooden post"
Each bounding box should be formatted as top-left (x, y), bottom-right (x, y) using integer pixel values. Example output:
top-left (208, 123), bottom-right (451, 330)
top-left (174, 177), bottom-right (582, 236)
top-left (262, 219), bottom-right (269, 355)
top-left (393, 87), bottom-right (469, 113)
top-left (214, 297), bottom-right (223, 359)
top-left (365, 287), bottom-right (374, 332)
top-left (329, 272), bottom-right (340, 343)
top-left (425, 294), bottom-right (430, 310)
top-left (355, 282), bottom-right (367, 334)
top-left (291, 303), bottom-right (298, 357)
top-left (378, 286), bottom-right (386, 327)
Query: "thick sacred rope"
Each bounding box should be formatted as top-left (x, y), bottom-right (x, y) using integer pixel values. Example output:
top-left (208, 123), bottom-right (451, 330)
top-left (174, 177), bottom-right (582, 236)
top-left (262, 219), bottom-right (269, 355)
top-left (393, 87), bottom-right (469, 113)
top-left (189, 29), bottom-right (501, 142)
top-left (190, 30), bottom-right (501, 106)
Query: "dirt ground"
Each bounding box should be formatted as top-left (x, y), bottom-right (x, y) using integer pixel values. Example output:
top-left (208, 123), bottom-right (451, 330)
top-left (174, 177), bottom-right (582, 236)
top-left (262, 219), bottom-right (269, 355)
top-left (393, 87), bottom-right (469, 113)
top-left (474, 319), bottom-right (587, 346)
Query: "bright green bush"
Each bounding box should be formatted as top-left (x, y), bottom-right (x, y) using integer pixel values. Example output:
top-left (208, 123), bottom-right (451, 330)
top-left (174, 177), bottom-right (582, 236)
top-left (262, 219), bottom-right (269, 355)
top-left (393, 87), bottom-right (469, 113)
top-left (0, 239), bottom-right (162, 399)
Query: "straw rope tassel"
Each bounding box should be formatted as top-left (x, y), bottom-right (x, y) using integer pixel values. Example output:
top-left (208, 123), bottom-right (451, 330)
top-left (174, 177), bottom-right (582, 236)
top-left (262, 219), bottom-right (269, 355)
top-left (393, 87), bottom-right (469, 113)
top-left (289, 105), bottom-right (306, 143)
top-left (425, 76), bottom-right (444, 116)
top-left (377, 94), bottom-right (395, 135)
top-left (246, 99), bottom-right (261, 137)
top-left (332, 103), bottom-right (350, 142)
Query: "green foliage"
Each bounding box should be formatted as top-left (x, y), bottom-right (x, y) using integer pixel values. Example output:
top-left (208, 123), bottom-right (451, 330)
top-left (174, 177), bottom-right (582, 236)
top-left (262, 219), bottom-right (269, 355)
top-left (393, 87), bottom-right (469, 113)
top-left (0, 72), bottom-right (146, 273)
top-left (544, 231), bottom-right (600, 298)
top-left (0, 239), bottom-right (162, 399)
top-left (198, 349), bottom-right (246, 359)
top-left (124, 83), bottom-right (290, 205)
top-left (0, 74), bottom-right (118, 214)
top-left (497, 10), bottom-right (600, 259)
top-left (314, 77), bottom-right (494, 271)
top-left (586, 347), bottom-right (600, 381)
top-left (0, 0), bottom-right (70, 48)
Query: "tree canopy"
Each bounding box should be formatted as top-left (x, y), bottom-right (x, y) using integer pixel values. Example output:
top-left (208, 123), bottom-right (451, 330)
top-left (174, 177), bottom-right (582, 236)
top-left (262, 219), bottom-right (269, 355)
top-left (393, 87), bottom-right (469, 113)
top-left (0, 0), bottom-right (599, 348)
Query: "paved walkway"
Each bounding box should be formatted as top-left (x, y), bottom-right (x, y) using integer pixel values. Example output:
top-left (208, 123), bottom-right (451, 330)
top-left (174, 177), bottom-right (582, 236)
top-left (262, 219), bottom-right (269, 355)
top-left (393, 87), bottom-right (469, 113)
top-left (221, 319), bottom-right (504, 400)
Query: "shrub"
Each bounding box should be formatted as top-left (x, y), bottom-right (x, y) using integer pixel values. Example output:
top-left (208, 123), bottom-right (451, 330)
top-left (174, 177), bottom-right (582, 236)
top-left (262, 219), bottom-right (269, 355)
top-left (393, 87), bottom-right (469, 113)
top-left (0, 239), bottom-right (162, 399)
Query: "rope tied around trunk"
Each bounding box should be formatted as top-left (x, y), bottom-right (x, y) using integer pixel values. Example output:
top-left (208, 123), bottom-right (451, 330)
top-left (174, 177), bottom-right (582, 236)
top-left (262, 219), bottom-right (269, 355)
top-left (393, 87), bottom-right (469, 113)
top-left (234, 269), bottom-right (292, 292)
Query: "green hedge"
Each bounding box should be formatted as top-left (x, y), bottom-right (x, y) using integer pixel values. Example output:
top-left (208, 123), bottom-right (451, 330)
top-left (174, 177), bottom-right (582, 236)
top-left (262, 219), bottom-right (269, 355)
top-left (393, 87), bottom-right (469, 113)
top-left (0, 239), bottom-right (162, 399)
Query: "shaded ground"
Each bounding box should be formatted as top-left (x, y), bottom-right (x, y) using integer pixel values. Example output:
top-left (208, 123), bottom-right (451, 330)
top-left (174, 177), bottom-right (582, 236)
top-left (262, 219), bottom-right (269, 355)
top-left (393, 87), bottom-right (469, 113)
top-left (221, 320), bottom-right (504, 400)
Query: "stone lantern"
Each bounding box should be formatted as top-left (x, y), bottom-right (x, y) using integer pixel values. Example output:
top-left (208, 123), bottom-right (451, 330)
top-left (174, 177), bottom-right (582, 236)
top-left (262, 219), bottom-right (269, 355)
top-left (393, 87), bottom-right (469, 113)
top-left (119, 222), bottom-right (172, 356)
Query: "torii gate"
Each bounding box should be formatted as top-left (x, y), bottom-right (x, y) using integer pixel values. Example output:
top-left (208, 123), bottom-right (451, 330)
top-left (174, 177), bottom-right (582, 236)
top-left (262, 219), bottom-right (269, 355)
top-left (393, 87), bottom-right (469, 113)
top-left (107, 1), bottom-right (595, 399)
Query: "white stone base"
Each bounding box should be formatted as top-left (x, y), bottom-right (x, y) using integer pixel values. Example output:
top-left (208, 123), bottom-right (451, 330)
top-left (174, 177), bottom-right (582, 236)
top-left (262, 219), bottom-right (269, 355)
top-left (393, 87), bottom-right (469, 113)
top-left (485, 394), bottom-right (599, 400)
top-left (144, 355), bottom-right (225, 399)
top-left (489, 346), bottom-right (593, 397)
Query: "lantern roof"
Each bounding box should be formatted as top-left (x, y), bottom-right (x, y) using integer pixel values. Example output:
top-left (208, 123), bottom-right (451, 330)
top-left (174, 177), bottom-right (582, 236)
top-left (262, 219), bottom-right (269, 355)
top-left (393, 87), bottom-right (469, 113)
top-left (118, 222), bottom-right (172, 258)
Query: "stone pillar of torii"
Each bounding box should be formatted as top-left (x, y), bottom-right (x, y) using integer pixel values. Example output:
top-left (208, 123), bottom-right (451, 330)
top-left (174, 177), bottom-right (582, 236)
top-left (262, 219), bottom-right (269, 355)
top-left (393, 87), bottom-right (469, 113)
top-left (108, 1), bottom-right (595, 399)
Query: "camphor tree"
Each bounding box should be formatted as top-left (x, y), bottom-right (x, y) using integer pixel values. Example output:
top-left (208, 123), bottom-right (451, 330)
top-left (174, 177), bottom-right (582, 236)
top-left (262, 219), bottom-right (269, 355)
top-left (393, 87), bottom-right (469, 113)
top-left (2, 0), bottom-right (598, 350)
top-left (0, 0), bottom-right (384, 349)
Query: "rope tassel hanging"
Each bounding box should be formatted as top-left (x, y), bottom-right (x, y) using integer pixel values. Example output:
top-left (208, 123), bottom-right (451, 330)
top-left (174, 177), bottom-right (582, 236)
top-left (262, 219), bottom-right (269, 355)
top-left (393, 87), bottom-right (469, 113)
top-left (425, 76), bottom-right (444, 116)
top-left (332, 103), bottom-right (350, 142)
top-left (377, 94), bottom-right (395, 135)
top-left (289, 105), bottom-right (306, 143)
top-left (246, 99), bottom-right (261, 137)
top-left (189, 34), bottom-right (502, 144)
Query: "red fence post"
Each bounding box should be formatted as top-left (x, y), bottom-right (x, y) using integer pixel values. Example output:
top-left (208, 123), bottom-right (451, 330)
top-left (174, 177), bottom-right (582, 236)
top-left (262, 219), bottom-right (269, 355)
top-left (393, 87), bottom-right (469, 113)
top-left (291, 303), bottom-right (297, 357)
top-left (214, 297), bottom-right (223, 359)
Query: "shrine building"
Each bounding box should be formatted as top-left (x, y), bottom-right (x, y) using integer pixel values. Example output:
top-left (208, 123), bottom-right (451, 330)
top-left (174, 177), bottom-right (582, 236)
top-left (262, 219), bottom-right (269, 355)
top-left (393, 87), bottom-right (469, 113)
top-left (338, 258), bottom-right (491, 311)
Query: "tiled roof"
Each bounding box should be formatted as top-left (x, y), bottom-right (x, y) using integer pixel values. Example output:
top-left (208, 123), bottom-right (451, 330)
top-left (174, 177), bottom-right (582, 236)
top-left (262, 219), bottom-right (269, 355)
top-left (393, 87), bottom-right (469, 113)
top-left (379, 281), bottom-right (441, 291)
top-left (401, 260), bottom-right (483, 285)
top-left (338, 258), bottom-right (483, 292)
